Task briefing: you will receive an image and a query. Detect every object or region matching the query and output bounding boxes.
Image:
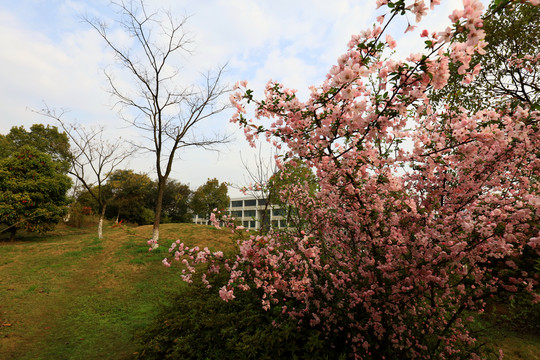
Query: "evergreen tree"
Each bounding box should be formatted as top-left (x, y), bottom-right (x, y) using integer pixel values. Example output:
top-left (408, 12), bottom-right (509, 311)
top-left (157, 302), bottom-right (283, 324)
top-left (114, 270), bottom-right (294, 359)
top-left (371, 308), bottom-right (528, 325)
top-left (0, 146), bottom-right (72, 240)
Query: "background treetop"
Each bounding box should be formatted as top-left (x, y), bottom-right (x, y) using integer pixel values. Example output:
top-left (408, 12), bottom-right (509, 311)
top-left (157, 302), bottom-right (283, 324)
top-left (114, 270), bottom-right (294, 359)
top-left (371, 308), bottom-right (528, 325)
top-left (0, 124), bottom-right (72, 174)
top-left (429, 1), bottom-right (540, 112)
top-left (190, 178), bottom-right (229, 219)
top-left (0, 146), bottom-right (72, 240)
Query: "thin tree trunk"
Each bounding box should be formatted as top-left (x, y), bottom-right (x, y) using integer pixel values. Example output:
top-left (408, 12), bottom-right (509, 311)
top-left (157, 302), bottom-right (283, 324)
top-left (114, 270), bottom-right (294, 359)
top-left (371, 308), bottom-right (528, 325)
top-left (98, 217), bottom-right (103, 239)
top-left (261, 199), bottom-right (271, 234)
top-left (9, 227), bottom-right (16, 242)
top-left (152, 180), bottom-right (166, 242)
top-left (98, 204), bottom-right (106, 239)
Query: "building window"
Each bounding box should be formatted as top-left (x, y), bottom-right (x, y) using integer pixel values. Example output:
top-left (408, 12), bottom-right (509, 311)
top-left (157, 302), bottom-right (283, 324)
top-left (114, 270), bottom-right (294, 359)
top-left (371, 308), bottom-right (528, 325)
top-left (258, 199), bottom-right (268, 206)
top-left (272, 220), bottom-right (279, 228)
top-left (231, 200), bottom-right (243, 208)
top-left (244, 199), bottom-right (256, 207)
top-left (244, 210), bottom-right (256, 218)
top-left (250, 221), bottom-right (256, 228)
top-left (231, 210), bottom-right (243, 218)
top-left (272, 208), bottom-right (285, 216)
top-left (280, 220), bottom-right (287, 228)
top-left (243, 221), bottom-right (249, 228)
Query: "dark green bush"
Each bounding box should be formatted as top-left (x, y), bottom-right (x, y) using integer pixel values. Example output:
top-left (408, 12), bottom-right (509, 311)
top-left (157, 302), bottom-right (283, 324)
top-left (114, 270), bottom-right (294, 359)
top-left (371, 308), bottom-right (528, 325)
top-left (494, 246), bottom-right (540, 334)
top-left (479, 245), bottom-right (540, 335)
top-left (135, 273), bottom-right (348, 360)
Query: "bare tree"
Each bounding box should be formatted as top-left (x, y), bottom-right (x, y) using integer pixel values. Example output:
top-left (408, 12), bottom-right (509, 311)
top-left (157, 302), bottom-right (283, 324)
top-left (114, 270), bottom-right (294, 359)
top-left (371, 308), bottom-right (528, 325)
top-left (38, 108), bottom-right (132, 239)
top-left (235, 147), bottom-right (280, 233)
top-left (85, 0), bottom-right (231, 243)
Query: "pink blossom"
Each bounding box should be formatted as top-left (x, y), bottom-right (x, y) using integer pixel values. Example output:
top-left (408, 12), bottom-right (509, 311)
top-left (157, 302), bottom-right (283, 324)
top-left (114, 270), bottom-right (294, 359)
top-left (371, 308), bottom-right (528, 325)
top-left (386, 34), bottom-right (397, 49)
top-left (528, 237), bottom-right (540, 249)
top-left (376, 0), bottom-right (388, 9)
top-left (411, 1), bottom-right (428, 22)
top-left (219, 286), bottom-right (236, 301)
top-left (405, 24), bottom-right (417, 33)
top-left (166, 1), bottom-right (540, 358)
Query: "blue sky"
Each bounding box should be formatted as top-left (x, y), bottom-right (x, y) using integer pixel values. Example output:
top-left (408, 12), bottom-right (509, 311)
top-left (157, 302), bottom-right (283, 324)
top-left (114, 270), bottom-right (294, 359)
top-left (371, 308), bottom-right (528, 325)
top-left (0, 0), bottom-right (465, 196)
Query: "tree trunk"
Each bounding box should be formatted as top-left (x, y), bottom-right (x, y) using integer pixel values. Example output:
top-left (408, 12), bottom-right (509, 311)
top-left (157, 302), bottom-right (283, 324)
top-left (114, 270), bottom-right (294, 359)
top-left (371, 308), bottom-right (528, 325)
top-left (152, 180), bottom-right (166, 242)
top-left (261, 199), bottom-right (270, 234)
top-left (9, 227), bottom-right (16, 241)
top-left (98, 204), bottom-right (107, 239)
top-left (98, 217), bottom-right (103, 239)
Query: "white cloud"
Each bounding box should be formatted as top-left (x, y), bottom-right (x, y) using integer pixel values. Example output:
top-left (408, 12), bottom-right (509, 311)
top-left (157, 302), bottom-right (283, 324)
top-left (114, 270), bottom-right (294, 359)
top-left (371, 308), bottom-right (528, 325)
top-left (0, 8), bottom-right (116, 133)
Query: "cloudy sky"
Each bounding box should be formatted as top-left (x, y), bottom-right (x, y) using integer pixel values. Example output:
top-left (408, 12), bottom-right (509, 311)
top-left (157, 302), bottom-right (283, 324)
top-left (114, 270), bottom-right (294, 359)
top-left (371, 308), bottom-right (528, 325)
top-left (0, 0), bottom-right (468, 196)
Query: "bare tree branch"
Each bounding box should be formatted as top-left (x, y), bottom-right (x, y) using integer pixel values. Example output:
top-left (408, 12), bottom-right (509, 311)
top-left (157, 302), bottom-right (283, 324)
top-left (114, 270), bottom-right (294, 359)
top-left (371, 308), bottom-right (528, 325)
top-left (35, 106), bottom-right (133, 239)
top-left (84, 0), bottom-right (232, 242)
top-left (231, 146), bottom-right (281, 233)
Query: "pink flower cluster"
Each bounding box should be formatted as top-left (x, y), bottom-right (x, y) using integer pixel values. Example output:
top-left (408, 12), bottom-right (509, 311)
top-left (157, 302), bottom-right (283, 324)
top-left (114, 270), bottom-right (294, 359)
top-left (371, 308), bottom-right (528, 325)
top-left (161, 239), bottom-right (226, 285)
top-left (169, 1), bottom-right (540, 358)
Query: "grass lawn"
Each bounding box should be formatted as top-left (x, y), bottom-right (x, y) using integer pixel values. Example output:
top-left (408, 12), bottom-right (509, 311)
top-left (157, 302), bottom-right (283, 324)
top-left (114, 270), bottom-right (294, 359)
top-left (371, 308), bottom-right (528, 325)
top-left (0, 222), bottom-right (538, 359)
top-left (485, 329), bottom-right (540, 360)
top-left (0, 222), bottom-right (235, 360)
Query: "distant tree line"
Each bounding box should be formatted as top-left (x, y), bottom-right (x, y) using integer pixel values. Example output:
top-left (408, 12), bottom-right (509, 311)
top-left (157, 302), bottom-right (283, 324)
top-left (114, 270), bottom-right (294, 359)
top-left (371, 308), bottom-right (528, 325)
top-left (74, 171), bottom-right (228, 226)
top-left (0, 123), bottom-right (229, 240)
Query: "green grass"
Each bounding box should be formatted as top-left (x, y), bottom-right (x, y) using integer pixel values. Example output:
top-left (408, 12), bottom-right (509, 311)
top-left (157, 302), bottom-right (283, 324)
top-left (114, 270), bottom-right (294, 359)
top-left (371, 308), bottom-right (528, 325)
top-left (0, 222), bottom-right (235, 360)
top-left (481, 327), bottom-right (540, 360)
top-left (472, 301), bottom-right (540, 360)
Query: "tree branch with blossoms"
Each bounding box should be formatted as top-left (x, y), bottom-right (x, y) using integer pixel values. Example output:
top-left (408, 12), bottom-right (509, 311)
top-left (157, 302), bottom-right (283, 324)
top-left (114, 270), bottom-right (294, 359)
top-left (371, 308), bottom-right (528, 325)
top-left (160, 0), bottom-right (540, 358)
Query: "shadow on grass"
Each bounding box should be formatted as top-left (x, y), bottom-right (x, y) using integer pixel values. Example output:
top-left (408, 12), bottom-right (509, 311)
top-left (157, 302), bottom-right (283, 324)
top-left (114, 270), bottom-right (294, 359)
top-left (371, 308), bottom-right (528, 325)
top-left (0, 224), bottom-right (96, 244)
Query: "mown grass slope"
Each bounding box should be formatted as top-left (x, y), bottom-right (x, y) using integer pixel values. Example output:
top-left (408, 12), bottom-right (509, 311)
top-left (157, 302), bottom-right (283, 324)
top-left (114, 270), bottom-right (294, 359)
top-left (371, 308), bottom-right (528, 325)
top-left (0, 223), bottom-right (234, 360)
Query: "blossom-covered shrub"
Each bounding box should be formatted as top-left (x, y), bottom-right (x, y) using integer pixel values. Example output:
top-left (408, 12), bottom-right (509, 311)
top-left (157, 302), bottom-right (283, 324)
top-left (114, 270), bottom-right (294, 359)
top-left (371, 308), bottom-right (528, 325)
top-left (159, 0), bottom-right (540, 358)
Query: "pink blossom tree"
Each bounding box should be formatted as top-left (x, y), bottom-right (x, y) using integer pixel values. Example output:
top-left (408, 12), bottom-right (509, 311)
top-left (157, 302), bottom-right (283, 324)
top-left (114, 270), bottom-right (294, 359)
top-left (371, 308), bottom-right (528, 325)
top-left (162, 0), bottom-right (540, 358)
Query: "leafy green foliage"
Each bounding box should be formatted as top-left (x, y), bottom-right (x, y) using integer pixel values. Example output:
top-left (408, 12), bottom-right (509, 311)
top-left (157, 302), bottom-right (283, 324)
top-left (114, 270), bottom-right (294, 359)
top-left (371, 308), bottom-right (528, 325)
top-left (429, 2), bottom-right (540, 112)
top-left (136, 272), bottom-right (348, 360)
top-left (0, 146), bottom-right (72, 239)
top-left (268, 160), bottom-right (318, 230)
top-left (149, 179), bottom-right (192, 223)
top-left (64, 201), bottom-right (98, 228)
top-left (72, 187), bottom-right (99, 213)
top-left (190, 178), bottom-right (229, 219)
top-left (104, 169), bottom-right (154, 225)
top-left (0, 124), bottom-right (72, 173)
top-left (268, 160), bottom-right (318, 204)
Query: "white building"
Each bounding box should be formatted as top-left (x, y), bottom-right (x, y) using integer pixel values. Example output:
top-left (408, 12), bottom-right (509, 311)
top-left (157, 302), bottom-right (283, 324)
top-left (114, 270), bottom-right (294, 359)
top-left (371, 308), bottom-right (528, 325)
top-left (192, 196), bottom-right (287, 229)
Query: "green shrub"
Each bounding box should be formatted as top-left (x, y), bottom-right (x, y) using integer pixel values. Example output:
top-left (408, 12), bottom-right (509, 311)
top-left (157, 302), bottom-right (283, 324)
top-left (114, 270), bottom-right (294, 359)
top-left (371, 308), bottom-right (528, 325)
top-left (495, 246), bottom-right (540, 333)
top-left (135, 273), bottom-right (348, 360)
top-left (139, 207), bottom-right (155, 225)
top-left (66, 202), bottom-right (99, 228)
